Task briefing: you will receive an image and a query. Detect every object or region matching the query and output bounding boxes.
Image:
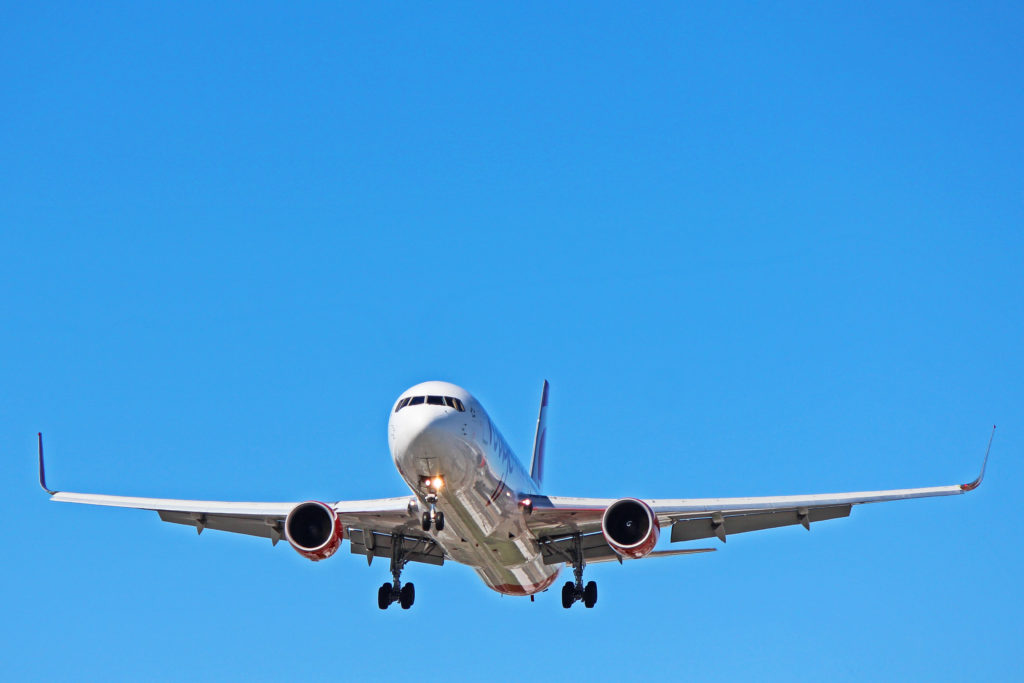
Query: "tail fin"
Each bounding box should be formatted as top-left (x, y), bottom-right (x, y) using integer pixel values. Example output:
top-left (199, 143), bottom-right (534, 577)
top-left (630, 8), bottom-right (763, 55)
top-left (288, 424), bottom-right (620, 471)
top-left (529, 380), bottom-right (549, 487)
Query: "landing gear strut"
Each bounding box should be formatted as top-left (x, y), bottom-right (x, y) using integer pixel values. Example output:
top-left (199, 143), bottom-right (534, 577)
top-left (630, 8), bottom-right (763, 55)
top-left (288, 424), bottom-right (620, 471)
top-left (377, 533), bottom-right (415, 610)
top-left (561, 533), bottom-right (598, 609)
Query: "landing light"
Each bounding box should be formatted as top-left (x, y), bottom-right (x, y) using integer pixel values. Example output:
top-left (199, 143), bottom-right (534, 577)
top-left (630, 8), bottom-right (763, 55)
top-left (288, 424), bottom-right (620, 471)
top-left (432, 477), bottom-right (444, 490)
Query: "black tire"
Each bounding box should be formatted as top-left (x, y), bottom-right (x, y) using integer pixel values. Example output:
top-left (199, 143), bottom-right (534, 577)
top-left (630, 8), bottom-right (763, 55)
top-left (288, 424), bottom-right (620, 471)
top-left (400, 582), bottom-right (415, 609)
top-left (435, 511), bottom-right (445, 532)
top-left (583, 581), bottom-right (597, 608)
top-left (377, 583), bottom-right (391, 610)
top-left (421, 511), bottom-right (432, 532)
top-left (561, 581), bottom-right (575, 609)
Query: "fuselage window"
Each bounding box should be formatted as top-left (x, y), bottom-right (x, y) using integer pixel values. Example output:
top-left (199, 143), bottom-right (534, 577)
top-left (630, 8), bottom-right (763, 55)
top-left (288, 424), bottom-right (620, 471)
top-left (409, 396), bottom-right (425, 406)
top-left (427, 395), bottom-right (444, 406)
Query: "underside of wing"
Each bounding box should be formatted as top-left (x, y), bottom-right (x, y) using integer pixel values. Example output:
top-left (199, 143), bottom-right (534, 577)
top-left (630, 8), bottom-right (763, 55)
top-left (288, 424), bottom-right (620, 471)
top-left (38, 435), bottom-right (441, 565)
top-left (50, 489), bottom-right (418, 543)
top-left (336, 500), bottom-right (446, 567)
top-left (50, 489), bottom-right (445, 566)
top-left (527, 480), bottom-right (977, 547)
top-left (346, 528), bottom-right (445, 566)
top-left (527, 434), bottom-right (991, 548)
top-left (51, 490), bottom-right (299, 542)
top-left (533, 527), bottom-right (716, 566)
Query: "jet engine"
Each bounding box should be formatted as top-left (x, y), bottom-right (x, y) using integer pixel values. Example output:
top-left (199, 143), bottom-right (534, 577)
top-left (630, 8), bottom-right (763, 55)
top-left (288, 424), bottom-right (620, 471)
top-left (285, 501), bottom-right (343, 561)
top-left (601, 498), bottom-right (660, 559)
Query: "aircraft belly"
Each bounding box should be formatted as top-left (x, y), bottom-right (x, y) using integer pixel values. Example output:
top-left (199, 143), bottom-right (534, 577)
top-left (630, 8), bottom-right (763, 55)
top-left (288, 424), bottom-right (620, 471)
top-left (432, 460), bottom-right (560, 596)
top-left (390, 398), bottom-right (556, 595)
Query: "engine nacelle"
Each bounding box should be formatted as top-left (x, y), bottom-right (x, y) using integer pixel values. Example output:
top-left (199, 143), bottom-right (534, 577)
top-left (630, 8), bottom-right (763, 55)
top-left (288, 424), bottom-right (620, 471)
top-left (601, 498), bottom-right (660, 559)
top-left (285, 501), bottom-right (343, 561)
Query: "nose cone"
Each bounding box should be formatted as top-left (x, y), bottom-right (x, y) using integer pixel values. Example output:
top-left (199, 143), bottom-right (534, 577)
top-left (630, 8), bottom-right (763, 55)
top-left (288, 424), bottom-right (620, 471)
top-left (390, 404), bottom-right (459, 461)
top-left (389, 383), bottom-right (476, 489)
top-left (389, 382), bottom-right (477, 489)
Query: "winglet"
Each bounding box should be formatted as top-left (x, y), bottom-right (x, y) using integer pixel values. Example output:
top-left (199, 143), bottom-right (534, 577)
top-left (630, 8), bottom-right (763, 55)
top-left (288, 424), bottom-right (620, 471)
top-left (529, 380), bottom-right (549, 487)
top-left (38, 432), bottom-right (57, 495)
top-left (960, 425), bottom-right (996, 492)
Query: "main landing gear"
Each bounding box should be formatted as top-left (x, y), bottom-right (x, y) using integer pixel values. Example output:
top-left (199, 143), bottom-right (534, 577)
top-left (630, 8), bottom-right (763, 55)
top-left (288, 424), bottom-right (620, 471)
top-left (378, 533), bottom-right (415, 610)
top-left (378, 581), bottom-right (415, 610)
top-left (561, 534), bottom-right (598, 609)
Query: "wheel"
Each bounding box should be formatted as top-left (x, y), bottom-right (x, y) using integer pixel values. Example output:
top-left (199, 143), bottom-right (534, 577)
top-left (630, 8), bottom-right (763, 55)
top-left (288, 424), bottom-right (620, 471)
top-left (583, 581), bottom-right (597, 608)
top-left (561, 581), bottom-right (575, 609)
top-left (434, 511), bottom-right (445, 532)
top-left (377, 583), bottom-right (391, 610)
top-left (399, 582), bottom-right (415, 609)
top-left (421, 511), bottom-right (432, 532)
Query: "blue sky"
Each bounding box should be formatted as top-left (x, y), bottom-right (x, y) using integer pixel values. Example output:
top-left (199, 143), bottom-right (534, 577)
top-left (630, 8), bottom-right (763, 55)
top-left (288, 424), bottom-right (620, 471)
top-left (2, 2), bottom-right (1021, 680)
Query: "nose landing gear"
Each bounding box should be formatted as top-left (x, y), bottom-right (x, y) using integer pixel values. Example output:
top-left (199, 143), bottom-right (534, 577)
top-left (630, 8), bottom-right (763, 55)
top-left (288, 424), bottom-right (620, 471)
top-left (419, 489), bottom-right (445, 532)
top-left (420, 509), bottom-right (445, 532)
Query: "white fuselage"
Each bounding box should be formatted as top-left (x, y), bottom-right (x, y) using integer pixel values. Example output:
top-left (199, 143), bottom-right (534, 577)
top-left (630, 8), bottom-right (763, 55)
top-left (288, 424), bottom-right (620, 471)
top-left (388, 381), bottom-right (561, 595)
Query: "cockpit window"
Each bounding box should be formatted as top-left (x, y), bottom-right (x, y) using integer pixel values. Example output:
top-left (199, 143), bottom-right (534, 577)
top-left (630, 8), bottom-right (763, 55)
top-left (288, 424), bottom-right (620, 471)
top-left (394, 395), bottom-right (466, 413)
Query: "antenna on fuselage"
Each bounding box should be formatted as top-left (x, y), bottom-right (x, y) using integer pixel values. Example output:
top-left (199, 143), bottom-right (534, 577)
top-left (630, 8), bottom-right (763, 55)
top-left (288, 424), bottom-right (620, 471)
top-left (529, 380), bottom-right (549, 487)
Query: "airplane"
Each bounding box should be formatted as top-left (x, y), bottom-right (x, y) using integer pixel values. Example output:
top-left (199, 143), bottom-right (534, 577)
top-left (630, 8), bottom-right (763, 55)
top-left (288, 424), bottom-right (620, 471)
top-left (37, 380), bottom-right (994, 609)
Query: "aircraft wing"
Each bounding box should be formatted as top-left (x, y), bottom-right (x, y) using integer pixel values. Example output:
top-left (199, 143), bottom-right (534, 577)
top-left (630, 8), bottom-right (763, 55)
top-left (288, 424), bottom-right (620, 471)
top-left (37, 435), bottom-right (439, 563)
top-left (46, 489), bottom-right (414, 541)
top-left (527, 428), bottom-right (994, 548)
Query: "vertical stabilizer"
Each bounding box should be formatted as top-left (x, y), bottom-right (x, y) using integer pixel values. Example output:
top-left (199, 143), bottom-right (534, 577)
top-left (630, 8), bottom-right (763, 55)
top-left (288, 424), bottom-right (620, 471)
top-left (529, 380), bottom-right (549, 487)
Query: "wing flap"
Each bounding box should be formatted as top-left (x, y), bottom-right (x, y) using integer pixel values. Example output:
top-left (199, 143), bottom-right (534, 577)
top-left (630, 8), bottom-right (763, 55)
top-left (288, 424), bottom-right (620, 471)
top-left (158, 510), bottom-right (285, 542)
top-left (537, 531), bottom-right (718, 565)
top-left (347, 529), bottom-right (445, 566)
top-left (587, 547), bottom-right (717, 564)
top-left (538, 531), bottom-right (617, 566)
top-left (670, 504), bottom-right (851, 543)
